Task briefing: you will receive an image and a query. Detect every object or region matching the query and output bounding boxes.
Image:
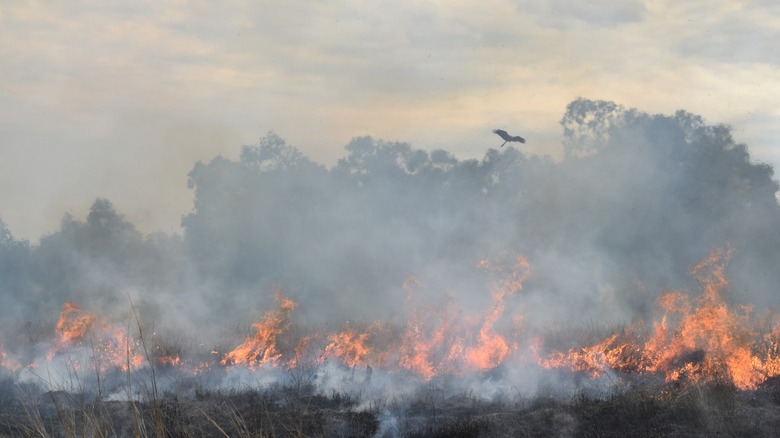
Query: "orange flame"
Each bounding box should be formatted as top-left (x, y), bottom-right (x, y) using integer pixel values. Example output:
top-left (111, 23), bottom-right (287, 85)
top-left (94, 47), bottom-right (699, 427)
top-left (0, 341), bottom-right (20, 371)
top-left (466, 255), bottom-right (529, 370)
top-left (398, 255), bottom-right (530, 379)
top-left (221, 293), bottom-right (298, 368)
top-left (28, 249), bottom-right (780, 392)
top-left (157, 355), bottom-right (181, 367)
top-left (48, 302), bottom-right (145, 372)
top-left (541, 247), bottom-right (780, 390)
top-left (321, 322), bottom-right (391, 368)
top-left (55, 302), bottom-right (96, 344)
top-left (399, 310), bottom-right (459, 379)
top-left (213, 257), bottom-right (530, 380)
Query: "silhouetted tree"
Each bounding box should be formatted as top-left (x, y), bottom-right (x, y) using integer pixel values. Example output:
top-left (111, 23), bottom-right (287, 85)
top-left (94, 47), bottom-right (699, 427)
top-left (0, 219), bottom-right (31, 318)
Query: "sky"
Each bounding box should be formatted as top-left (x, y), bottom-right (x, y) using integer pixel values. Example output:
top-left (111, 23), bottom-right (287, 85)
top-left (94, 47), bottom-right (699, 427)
top-left (1, 0), bottom-right (779, 241)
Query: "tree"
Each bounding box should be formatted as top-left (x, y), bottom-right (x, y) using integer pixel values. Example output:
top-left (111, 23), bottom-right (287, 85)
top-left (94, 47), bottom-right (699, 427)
top-left (0, 219), bottom-right (30, 317)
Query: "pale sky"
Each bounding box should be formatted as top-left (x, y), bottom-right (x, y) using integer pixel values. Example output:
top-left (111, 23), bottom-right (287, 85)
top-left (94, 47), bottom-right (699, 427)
top-left (1, 0), bottom-right (779, 241)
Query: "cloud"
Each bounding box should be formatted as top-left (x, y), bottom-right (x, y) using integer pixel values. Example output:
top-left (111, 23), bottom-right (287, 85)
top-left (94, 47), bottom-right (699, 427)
top-left (522, 0), bottom-right (646, 29)
top-left (677, 19), bottom-right (780, 66)
top-left (1, 0), bottom-right (779, 243)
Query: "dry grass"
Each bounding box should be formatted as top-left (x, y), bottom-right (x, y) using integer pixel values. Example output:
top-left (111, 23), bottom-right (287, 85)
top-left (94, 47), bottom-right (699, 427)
top-left (5, 374), bottom-right (780, 437)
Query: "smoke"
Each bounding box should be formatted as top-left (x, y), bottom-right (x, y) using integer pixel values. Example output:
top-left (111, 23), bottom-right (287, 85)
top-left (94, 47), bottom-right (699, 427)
top-left (0, 98), bottom-right (778, 393)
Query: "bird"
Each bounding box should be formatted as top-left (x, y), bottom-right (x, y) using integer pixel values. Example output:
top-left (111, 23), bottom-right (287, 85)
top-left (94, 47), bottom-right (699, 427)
top-left (493, 129), bottom-right (525, 147)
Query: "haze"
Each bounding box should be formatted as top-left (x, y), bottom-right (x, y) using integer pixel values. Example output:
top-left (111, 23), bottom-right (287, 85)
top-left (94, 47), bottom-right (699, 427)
top-left (1, 0), bottom-right (779, 241)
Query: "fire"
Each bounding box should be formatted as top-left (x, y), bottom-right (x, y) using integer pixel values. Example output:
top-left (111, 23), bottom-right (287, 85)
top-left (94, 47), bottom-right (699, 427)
top-left (48, 302), bottom-right (145, 372)
top-left (23, 249), bottom-right (780, 393)
top-left (55, 301), bottom-right (96, 344)
top-left (217, 255), bottom-right (531, 380)
top-left (542, 331), bottom-right (645, 378)
top-left (324, 327), bottom-right (370, 367)
top-left (397, 275), bottom-right (444, 378)
top-left (398, 255), bottom-right (530, 379)
top-left (221, 293), bottom-right (299, 368)
top-left (465, 255), bottom-right (530, 370)
top-left (157, 354), bottom-right (181, 367)
top-left (8, 248), bottom-right (780, 394)
top-left (156, 353), bottom-right (214, 376)
top-left (541, 247), bottom-right (780, 390)
top-left (0, 341), bottom-right (20, 371)
top-left (399, 306), bottom-right (460, 379)
top-left (322, 322), bottom-right (388, 368)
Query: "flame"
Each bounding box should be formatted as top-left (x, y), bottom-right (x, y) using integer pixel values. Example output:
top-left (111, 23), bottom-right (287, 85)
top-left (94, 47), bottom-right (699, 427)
top-left (10, 248), bottom-right (780, 393)
top-left (542, 331), bottom-right (645, 378)
top-left (322, 322), bottom-right (390, 368)
top-left (157, 355), bottom-right (181, 367)
top-left (399, 308), bottom-right (460, 379)
top-left (26, 249), bottom-right (780, 392)
top-left (397, 275), bottom-right (442, 379)
top-left (541, 247), bottom-right (780, 390)
top-left (47, 302), bottom-right (145, 372)
top-left (0, 340), bottom-right (21, 371)
top-left (221, 293), bottom-right (298, 368)
top-left (465, 255), bottom-right (530, 370)
top-left (157, 354), bottom-right (214, 376)
top-left (325, 327), bottom-right (371, 367)
top-left (55, 301), bottom-right (96, 344)
top-left (398, 255), bottom-right (530, 379)
top-left (214, 256), bottom-right (531, 380)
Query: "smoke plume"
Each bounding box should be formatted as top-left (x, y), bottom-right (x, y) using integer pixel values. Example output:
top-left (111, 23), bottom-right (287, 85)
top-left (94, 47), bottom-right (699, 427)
top-left (0, 98), bottom-right (778, 395)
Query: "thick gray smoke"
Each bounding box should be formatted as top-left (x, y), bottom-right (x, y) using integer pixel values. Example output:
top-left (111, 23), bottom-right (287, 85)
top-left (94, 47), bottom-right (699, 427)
top-left (1, 98), bottom-right (778, 347)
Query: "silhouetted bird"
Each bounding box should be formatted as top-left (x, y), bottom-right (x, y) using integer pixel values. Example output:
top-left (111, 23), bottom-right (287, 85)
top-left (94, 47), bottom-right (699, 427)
top-left (493, 129), bottom-right (525, 147)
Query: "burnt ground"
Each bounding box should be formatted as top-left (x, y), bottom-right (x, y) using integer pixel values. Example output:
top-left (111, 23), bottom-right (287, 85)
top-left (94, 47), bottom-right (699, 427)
top-left (3, 375), bottom-right (780, 437)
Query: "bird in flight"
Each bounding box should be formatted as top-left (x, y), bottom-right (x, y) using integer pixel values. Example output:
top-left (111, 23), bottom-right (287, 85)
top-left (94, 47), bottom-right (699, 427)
top-left (493, 129), bottom-right (525, 147)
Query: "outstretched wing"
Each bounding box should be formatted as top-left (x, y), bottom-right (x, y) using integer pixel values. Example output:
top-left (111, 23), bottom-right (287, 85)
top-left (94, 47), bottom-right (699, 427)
top-left (493, 129), bottom-right (511, 141)
top-left (513, 135), bottom-right (526, 144)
